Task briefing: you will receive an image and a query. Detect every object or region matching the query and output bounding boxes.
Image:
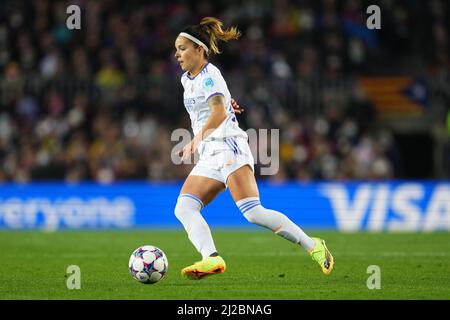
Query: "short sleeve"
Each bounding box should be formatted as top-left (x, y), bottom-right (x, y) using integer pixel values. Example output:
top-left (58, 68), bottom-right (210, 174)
top-left (202, 70), bottom-right (227, 103)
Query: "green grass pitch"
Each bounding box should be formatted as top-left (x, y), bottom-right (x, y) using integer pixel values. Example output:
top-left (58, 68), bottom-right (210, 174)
top-left (0, 229), bottom-right (449, 299)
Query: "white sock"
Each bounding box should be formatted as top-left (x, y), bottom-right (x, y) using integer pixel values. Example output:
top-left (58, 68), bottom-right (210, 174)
top-left (174, 194), bottom-right (217, 259)
top-left (236, 197), bottom-right (315, 252)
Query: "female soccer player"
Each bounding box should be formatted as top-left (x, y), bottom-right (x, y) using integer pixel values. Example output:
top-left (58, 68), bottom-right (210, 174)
top-left (174, 17), bottom-right (333, 279)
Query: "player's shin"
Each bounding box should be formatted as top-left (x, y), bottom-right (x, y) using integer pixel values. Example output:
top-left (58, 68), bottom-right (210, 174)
top-left (236, 197), bottom-right (315, 252)
top-left (174, 194), bottom-right (217, 258)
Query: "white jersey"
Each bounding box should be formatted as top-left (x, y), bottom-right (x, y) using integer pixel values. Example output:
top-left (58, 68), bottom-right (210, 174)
top-left (181, 63), bottom-right (248, 143)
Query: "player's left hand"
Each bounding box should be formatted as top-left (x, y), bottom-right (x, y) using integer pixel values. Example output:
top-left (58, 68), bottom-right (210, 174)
top-left (231, 98), bottom-right (244, 114)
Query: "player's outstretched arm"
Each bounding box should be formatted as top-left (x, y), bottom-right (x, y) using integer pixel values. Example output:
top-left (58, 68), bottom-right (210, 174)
top-left (178, 94), bottom-right (227, 161)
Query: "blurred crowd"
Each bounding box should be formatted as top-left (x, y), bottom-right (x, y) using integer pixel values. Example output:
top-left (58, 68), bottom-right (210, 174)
top-left (0, 0), bottom-right (448, 182)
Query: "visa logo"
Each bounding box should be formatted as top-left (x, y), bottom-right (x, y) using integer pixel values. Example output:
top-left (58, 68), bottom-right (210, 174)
top-left (321, 183), bottom-right (450, 231)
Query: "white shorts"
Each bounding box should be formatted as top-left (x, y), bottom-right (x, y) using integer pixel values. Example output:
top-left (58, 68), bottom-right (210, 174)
top-left (189, 137), bottom-right (255, 187)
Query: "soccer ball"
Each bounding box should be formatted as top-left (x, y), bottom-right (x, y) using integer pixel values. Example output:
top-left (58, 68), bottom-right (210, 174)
top-left (129, 245), bottom-right (168, 284)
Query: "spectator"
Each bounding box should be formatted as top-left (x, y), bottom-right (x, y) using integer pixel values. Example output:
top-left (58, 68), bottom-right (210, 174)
top-left (0, 0), bottom-right (448, 182)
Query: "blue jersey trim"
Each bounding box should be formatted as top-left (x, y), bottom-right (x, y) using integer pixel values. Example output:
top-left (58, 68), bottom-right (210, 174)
top-left (229, 138), bottom-right (241, 154)
top-left (206, 92), bottom-right (225, 103)
top-left (225, 139), bottom-right (238, 155)
top-left (186, 62), bottom-right (210, 80)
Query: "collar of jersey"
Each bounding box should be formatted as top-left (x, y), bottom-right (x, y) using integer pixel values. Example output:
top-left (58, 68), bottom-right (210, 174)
top-left (186, 62), bottom-right (210, 80)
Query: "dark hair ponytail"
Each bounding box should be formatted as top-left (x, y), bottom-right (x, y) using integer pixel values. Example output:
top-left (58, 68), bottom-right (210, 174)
top-left (182, 17), bottom-right (241, 56)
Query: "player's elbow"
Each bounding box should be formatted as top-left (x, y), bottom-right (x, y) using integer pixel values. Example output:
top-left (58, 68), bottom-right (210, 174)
top-left (210, 107), bottom-right (227, 125)
top-left (213, 110), bottom-right (227, 124)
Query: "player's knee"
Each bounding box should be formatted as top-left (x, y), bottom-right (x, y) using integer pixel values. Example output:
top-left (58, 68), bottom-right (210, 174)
top-left (174, 199), bottom-right (190, 221)
top-left (174, 194), bottom-right (204, 221)
top-left (237, 197), bottom-right (262, 224)
top-left (243, 210), bottom-right (258, 224)
top-left (244, 206), bottom-right (272, 226)
top-left (174, 201), bottom-right (184, 221)
top-left (243, 205), bottom-right (283, 231)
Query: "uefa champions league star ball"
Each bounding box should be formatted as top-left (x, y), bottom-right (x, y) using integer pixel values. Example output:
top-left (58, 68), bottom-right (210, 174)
top-left (129, 245), bottom-right (168, 284)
